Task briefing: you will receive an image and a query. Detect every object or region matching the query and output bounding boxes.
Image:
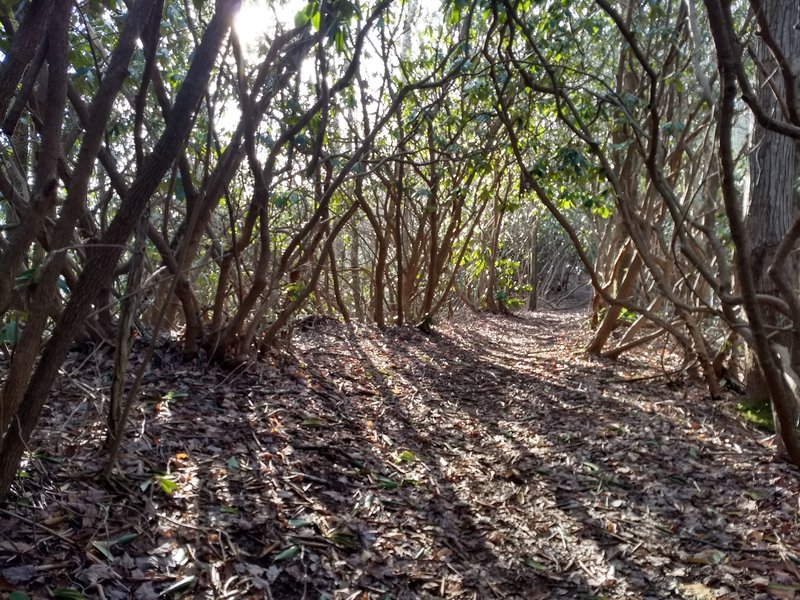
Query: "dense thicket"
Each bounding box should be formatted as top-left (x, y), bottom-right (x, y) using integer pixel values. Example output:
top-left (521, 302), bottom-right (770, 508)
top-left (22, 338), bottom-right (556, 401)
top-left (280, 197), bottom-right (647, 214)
top-left (0, 0), bottom-right (799, 496)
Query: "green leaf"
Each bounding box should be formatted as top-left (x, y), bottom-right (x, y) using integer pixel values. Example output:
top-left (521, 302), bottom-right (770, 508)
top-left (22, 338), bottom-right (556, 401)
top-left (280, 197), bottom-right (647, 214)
top-left (334, 29), bottom-right (346, 53)
top-left (14, 267), bottom-right (37, 289)
top-left (273, 545), bottom-right (300, 561)
top-left (53, 590), bottom-right (87, 600)
top-left (300, 417), bottom-right (324, 427)
top-left (162, 389), bottom-right (188, 402)
top-left (174, 177), bottom-right (186, 201)
top-left (396, 450), bottom-right (417, 463)
top-left (325, 527), bottom-right (358, 549)
top-left (768, 584), bottom-right (800, 594)
top-left (9, 592), bottom-right (31, 600)
top-left (525, 558), bottom-right (547, 570)
top-left (159, 576), bottom-right (196, 596)
top-left (91, 541), bottom-right (114, 561)
top-left (743, 489), bottom-right (766, 500)
top-left (220, 506), bottom-right (239, 514)
top-left (448, 4), bottom-right (460, 26)
top-left (226, 456), bottom-right (240, 471)
top-left (155, 475), bottom-right (178, 495)
top-left (287, 518), bottom-right (312, 528)
top-left (113, 532), bottom-right (139, 545)
top-left (294, 2), bottom-right (315, 27)
top-left (1, 320), bottom-right (20, 345)
top-left (376, 475), bottom-right (399, 490)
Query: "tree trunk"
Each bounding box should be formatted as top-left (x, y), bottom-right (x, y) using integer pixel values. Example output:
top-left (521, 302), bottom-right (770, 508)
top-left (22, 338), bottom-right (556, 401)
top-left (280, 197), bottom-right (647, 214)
top-left (527, 217), bottom-right (539, 311)
top-left (586, 250), bottom-right (643, 355)
top-left (486, 196), bottom-right (504, 313)
top-left (350, 220), bottom-right (364, 320)
top-left (743, 0), bottom-right (800, 438)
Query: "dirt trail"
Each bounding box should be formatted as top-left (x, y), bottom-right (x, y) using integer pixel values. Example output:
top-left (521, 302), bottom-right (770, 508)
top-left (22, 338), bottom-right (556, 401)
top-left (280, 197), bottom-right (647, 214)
top-left (1, 311), bottom-right (798, 599)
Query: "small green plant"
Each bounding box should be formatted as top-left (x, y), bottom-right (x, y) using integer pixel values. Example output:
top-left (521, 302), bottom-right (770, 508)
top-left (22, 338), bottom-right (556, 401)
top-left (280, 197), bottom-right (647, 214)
top-left (140, 474), bottom-right (180, 495)
top-left (395, 450), bottom-right (417, 463)
top-left (736, 399), bottom-right (774, 432)
top-left (618, 307), bottom-right (638, 325)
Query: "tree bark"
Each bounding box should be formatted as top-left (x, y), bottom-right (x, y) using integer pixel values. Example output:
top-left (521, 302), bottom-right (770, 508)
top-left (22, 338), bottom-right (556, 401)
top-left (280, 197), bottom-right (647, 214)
top-left (0, 0), bottom-right (53, 119)
top-left (743, 0), bottom-right (800, 434)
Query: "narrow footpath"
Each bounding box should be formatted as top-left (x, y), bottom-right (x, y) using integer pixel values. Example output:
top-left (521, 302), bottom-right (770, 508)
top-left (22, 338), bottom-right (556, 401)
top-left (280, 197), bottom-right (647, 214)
top-left (1, 310), bottom-right (798, 599)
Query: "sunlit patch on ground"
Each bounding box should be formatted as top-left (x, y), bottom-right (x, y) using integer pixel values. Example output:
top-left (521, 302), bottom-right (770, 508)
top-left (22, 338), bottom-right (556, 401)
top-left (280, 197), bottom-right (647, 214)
top-left (1, 310), bottom-right (798, 598)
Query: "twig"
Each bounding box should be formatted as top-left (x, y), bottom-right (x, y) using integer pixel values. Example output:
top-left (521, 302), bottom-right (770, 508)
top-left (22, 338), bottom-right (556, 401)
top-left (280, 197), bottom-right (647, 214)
top-left (677, 533), bottom-right (794, 555)
top-left (155, 512), bottom-right (210, 533)
top-left (0, 507), bottom-right (80, 547)
top-left (605, 368), bottom-right (689, 384)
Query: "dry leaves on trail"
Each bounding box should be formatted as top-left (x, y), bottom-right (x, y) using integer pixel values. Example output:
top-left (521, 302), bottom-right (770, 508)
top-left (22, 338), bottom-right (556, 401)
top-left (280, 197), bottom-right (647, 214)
top-left (1, 310), bottom-right (799, 599)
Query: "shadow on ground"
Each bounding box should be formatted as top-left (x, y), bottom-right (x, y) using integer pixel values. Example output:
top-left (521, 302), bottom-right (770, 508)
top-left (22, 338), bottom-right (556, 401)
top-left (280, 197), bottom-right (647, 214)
top-left (0, 310), bottom-right (798, 599)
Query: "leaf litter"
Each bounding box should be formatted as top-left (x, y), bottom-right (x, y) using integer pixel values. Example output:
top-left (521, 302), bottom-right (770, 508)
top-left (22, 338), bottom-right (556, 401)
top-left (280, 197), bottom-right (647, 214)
top-left (0, 310), bottom-right (798, 599)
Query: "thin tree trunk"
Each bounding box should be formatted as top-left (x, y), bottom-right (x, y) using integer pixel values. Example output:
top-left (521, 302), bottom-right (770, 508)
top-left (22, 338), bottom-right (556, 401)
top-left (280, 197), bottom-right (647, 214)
top-left (528, 217), bottom-right (539, 311)
top-left (106, 209), bottom-right (148, 449)
top-left (586, 253), bottom-right (643, 355)
top-left (0, 1), bottom-right (236, 499)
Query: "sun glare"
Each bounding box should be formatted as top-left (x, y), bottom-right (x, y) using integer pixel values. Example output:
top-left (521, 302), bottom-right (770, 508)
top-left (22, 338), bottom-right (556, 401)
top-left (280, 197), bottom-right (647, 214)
top-left (233, 0), bottom-right (304, 50)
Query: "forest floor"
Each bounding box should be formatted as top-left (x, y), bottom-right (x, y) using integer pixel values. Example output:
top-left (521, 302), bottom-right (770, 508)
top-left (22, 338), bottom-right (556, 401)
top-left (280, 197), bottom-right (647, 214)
top-left (1, 308), bottom-right (799, 599)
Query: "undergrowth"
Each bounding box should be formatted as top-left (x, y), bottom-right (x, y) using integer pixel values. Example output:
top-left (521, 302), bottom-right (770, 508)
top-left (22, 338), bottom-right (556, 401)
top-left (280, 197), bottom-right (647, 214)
top-left (736, 398), bottom-right (775, 433)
